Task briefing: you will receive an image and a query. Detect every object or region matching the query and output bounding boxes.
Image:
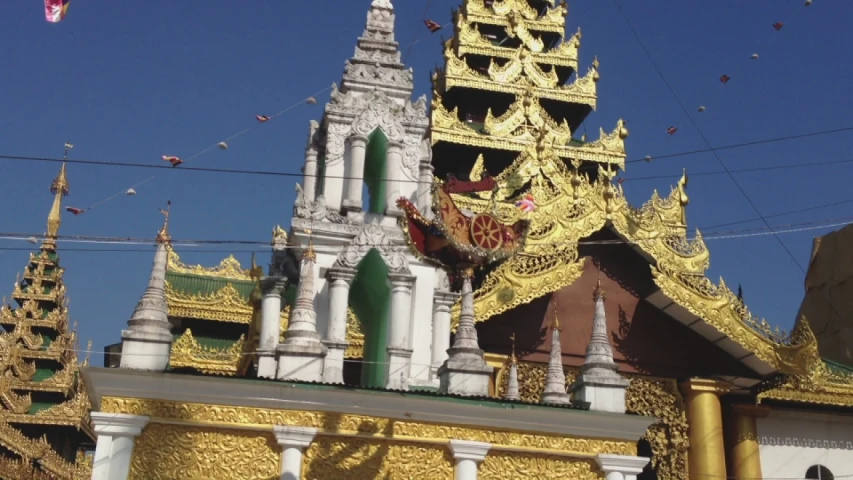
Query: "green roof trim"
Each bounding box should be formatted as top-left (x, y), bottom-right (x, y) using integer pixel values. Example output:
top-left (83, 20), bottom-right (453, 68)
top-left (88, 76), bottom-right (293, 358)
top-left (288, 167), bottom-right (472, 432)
top-left (165, 271), bottom-right (254, 299)
top-left (824, 358), bottom-right (853, 375)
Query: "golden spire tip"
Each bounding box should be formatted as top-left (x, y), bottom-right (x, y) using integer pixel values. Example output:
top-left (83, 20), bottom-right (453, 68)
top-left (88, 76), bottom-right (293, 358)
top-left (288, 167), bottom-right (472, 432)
top-left (156, 201), bottom-right (171, 244)
top-left (510, 333), bottom-right (517, 364)
top-left (550, 297), bottom-right (560, 331)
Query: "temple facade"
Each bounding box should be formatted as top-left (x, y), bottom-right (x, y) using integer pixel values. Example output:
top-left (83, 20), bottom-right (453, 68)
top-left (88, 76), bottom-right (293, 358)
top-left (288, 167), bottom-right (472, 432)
top-left (66, 0), bottom-right (853, 479)
top-left (0, 165), bottom-right (94, 479)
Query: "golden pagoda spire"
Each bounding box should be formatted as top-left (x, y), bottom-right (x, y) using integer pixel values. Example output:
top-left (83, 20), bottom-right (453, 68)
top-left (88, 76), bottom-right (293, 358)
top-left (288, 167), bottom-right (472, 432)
top-left (594, 274), bottom-right (606, 301)
top-left (156, 201), bottom-right (171, 244)
top-left (45, 163), bottom-right (69, 244)
top-left (510, 333), bottom-right (517, 364)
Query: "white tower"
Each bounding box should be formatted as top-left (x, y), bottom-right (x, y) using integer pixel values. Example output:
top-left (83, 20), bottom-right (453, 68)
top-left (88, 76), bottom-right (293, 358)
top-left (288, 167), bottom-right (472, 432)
top-left (282, 0), bottom-right (441, 390)
top-left (120, 209), bottom-right (173, 371)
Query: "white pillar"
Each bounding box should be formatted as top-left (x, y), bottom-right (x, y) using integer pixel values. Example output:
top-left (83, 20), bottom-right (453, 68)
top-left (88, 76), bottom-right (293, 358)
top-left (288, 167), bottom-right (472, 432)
top-left (91, 412), bottom-right (150, 480)
top-left (273, 426), bottom-right (317, 480)
top-left (417, 158), bottom-right (434, 216)
top-left (449, 440), bottom-right (491, 480)
top-left (343, 135), bottom-right (368, 211)
top-left (303, 148), bottom-right (319, 202)
top-left (431, 290), bottom-right (457, 380)
top-left (595, 454), bottom-right (650, 480)
top-left (386, 272), bottom-right (415, 390)
top-left (323, 267), bottom-right (356, 383)
top-left (258, 278), bottom-right (284, 379)
top-left (384, 141), bottom-right (404, 216)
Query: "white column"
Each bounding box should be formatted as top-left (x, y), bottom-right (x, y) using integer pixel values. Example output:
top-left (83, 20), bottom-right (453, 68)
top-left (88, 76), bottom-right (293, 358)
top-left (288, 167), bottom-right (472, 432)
top-left (384, 141), bottom-right (404, 216)
top-left (273, 426), bottom-right (317, 480)
top-left (303, 148), bottom-right (319, 202)
top-left (449, 440), bottom-right (491, 480)
top-left (343, 135), bottom-right (368, 211)
top-left (91, 412), bottom-right (150, 480)
top-left (431, 290), bottom-right (457, 380)
top-left (595, 454), bottom-right (650, 480)
top-left (386, 273), bottom-right (416, 390)
top-left (323, 267), bottom-right (356, 383)
top-left (417, 158), bottom-right (434, 216)
top-left (258, 278), bottom-right (284, 379)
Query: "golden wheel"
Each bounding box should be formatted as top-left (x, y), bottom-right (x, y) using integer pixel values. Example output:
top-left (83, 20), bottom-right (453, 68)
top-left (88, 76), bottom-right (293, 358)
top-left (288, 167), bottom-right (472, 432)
top-left (470, 214), bottom-right (504, 252)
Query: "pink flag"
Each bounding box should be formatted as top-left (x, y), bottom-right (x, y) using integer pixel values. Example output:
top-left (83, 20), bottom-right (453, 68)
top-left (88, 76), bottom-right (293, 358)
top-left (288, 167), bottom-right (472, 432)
top-left (45, 0), bottom-right (70, 23)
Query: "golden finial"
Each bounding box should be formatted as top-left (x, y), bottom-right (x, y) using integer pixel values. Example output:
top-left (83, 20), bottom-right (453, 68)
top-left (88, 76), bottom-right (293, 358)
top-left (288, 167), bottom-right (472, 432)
top-left (272, 225), bottom-right (288, 244)
top-left (510, 333), bottom-right (517, 364)
top-left (45, 163), bottom-right (69, 241)
top-left (156, 201), bottom-right (171, 244)
top-left (550, 296), bottom-right (560, 331)
top-left (249, 252), bottom-right (264, 280)
top-left (676, 168), bottom-right (689, 226)
top-left (594, 276), bottom-right (606, 301)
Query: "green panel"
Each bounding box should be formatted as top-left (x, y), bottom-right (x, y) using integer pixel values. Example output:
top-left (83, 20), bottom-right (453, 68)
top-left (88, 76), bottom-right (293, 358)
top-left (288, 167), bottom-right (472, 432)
top-left (364, 129), bottom-right (388, 214)
top-left (28, 402), bottom-right (55, 414)
top-left (165, 271), bottom-right (254, 298)
top-left (32, 368), bottom-right (55, 382)
top-left (349, 249), bottom-right (390, 388)
top-left (316, 152), bottom-right (327, 197)
top-left (40, 334), bottom-right (53, 351)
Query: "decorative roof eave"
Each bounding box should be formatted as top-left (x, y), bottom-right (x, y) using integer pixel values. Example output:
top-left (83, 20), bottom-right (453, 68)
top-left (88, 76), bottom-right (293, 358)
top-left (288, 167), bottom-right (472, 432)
top-left (454, 29), bottom-right (579, 69)
top-left (463, 0), bottom-right (568, 34)
top-left (165, 281), bottom-right (257, 324)
top-left (757, 384), bottom-right (853, 408)
top-left (166, 247), bottom-right (251, 281)
top-left (439, 53), bottom-right (597, 108)
top-left (442, 155), bottom-right (808, 374)
top-left (430, 98), bottom-right (626, 168)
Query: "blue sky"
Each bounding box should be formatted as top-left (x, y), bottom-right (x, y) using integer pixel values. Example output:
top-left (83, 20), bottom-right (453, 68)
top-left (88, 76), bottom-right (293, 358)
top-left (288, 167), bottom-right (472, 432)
top-left (1, 0), bottom-right (852, 358)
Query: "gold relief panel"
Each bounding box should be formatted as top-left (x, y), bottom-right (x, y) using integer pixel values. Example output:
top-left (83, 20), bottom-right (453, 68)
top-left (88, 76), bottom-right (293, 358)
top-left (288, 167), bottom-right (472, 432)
top-left (165, 281), bottom-right (254, 324)
top-left (101, 397), bottom-right (637, 457)
top-left (169, 329), bottom-right (244, 376)
top-left (303, 437), bottom-right (453, 480)
top-left (480, 453), bottom-right (601, 480)
top-left (129, 424), bottom-right (280, 480)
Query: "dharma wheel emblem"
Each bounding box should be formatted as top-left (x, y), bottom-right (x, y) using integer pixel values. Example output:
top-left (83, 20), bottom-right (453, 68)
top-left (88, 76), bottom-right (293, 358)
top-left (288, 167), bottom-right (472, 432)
top-left (470, 213), bottom-right (504, 252)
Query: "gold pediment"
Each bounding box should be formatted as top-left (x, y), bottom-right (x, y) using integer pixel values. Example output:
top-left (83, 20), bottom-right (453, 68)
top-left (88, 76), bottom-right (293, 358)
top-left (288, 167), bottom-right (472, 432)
top-left (463, 0), bottom-right (568, 34)
top-left (170, 329), bottom-right (244, 376)
top-left (166, 281), bottom-right (258, 324)
top-left (167, 248), bottom-right (251, 281)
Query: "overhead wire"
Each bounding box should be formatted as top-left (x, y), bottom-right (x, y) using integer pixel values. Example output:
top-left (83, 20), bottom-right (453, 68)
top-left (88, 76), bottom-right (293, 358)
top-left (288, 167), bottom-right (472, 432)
top-left (0, 214), bottom-right (850, 253)
top-left (2, 124), bottom-right (853, 189)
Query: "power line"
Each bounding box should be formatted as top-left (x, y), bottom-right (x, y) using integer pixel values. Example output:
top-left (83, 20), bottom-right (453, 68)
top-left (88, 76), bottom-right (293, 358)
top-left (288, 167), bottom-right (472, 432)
top-left (701, 196), bottom-right (853, 232)
top-left (0, 215), bottom-right (849, 254)
top-left (625, 126), bottom-right (853, 164)
top-left (2, 125), bottom-right (853, 189)
top-left (626, 156), bottom-right (853, 183)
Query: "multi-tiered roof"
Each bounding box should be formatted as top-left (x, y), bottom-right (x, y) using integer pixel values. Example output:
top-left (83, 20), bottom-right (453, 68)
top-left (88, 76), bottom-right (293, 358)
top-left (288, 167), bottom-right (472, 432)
top-left (0, 164), bottom-right (92, 479)
top-left (431, 0), bottom-right (627, 180)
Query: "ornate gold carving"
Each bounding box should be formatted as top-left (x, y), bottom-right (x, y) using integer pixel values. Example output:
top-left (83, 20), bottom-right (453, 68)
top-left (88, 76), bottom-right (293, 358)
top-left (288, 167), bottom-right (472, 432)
top-left (303, 437), bottom-right (453, 479)
top-left (129, 423), bottom-right (280, 480)
top-left (497, 362), bottom-right (685, 480)
top-left (169, 329), bottom-right (244, 376)
top-left (463, 0), bottom-right (568, 35)
top-left (440, 46), bottom-right (597, 106)
top-left (626, 377), bottom-right (688, 480)
top-left (757, 318), bottom-right (853, 407)
top-left (0, 421), bottom-right (78, 479)
top-left (480, 454), bottom-right (601, 480)
top-left (165, 281), bottom-right (255, 323)
top-left (102, 397), bottom-right (637, 456)
top-left (430, 93), bottom-right (626, 167)
top-left (166, 247), bottom-right (251, 280)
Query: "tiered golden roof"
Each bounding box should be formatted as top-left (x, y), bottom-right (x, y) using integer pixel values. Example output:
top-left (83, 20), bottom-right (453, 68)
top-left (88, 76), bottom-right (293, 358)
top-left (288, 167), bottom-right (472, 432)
top-left (0, 164), bottom-right (93, 479)
top-left (431, 0), bottom-right (626, 169)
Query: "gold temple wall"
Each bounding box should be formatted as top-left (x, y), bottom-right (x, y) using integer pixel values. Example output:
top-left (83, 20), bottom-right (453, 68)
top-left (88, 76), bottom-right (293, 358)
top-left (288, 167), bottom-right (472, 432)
top-left (105, 397), bottom-right (629, 480)
top-left (496, 361), bottom-right (688, 480)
